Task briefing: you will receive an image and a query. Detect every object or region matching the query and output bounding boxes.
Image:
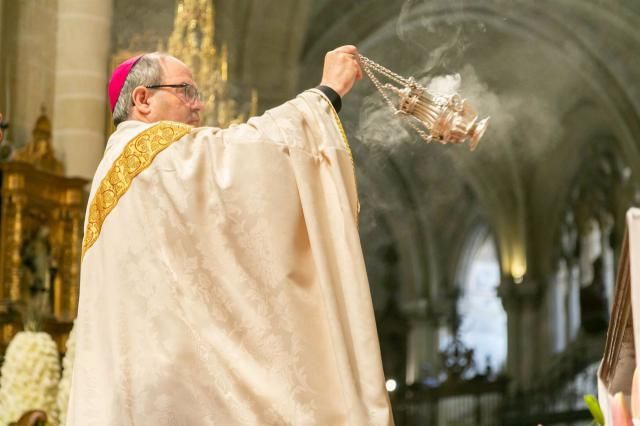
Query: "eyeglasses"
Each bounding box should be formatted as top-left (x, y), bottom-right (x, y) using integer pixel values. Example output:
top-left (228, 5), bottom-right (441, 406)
top-left (145, 83), bottom-right (202, 104)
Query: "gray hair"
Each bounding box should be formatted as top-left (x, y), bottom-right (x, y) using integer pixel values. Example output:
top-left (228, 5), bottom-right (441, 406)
top-left (112, 52), bottom-right (166, 126)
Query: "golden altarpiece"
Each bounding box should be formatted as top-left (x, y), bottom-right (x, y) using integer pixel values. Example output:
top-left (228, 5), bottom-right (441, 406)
top-left (0, 110), bottom-right (87, 352)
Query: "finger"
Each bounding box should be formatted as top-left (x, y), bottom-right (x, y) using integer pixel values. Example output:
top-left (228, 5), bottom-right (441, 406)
top-left (353, 63), bottom-right (363, 80)
top-left (338, 51), bottom-right (356, 61)
top-left (337, 52), bottom-right (358, 68)
top-left (354, 62), bottom-right (363, 80)
top-left (334, 45), bottom-right (358, 55)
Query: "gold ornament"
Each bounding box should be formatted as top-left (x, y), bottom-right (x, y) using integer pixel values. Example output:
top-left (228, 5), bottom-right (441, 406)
top-left (166, 0), bottom-right (258, 127)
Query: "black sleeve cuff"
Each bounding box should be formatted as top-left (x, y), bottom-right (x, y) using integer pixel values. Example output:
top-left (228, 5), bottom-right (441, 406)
top-left (315, 85), bottom-right (342, 113)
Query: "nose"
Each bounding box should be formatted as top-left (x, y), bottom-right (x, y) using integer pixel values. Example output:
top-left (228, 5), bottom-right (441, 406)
top-left (193, 97), bottom-right (205, 112)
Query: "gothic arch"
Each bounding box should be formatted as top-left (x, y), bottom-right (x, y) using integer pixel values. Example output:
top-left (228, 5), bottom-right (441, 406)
top-left (298, 0), bottom-right (640, 295)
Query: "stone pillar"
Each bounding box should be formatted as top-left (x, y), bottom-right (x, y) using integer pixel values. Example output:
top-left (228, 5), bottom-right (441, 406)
top-left (499, 277), bottom-right (520, 387)
top-left (405, 315), bottom-right (438, 384)
top-left (518, 282), bottom-right (541, 386)
top-left (499, 276), bottom-right (542, 390)
top-left (0, 0), bottom-right (4, 56)
top-left (567, 260), bottom-right (581, 340)
top-left (52, 0), bottom-right (113, 180)
top-left (11, 0), bottom-right (58, 145)
top-left (553, 260), bottom-right (568, 352)
top-left (600, 213), bottom-right (615, 313)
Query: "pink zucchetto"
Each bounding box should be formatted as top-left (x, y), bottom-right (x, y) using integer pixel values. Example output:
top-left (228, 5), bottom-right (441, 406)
top-left (108, 54), bottom-right (144, 113)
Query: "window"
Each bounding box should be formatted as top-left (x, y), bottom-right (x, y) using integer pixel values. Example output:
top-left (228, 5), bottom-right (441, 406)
top-left (456, 229), bottom-right (506, 374)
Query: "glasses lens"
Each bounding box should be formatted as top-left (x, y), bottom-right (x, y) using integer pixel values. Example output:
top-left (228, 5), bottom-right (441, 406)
top-left (185, 85), bottom-right (199, 103)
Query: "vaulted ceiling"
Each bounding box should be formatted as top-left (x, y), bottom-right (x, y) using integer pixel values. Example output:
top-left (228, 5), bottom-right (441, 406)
top-left (296, 0), bottom-right (640, 310)
top-left (107, 0), bottom-right (640, 311)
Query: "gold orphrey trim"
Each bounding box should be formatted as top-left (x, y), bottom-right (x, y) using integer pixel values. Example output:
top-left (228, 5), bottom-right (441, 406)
top-left (327, 102), bottom-right (361, 219)
top-left (82, 121), bottom-right (192, 259)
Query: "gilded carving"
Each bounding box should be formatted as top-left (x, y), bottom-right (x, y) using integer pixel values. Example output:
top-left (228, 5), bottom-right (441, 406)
top-left (13, 108), bottom-right (64, 176)
top-left (0, 113), bottom-right (87, 351)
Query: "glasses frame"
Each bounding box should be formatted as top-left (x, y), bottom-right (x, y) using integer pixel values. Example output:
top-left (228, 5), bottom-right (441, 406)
top-left (144, 83), bottom-right (201, 104)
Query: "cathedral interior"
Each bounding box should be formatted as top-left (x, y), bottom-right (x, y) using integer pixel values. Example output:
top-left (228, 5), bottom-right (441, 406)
top-left (2, 0), bottom-right (640, 424)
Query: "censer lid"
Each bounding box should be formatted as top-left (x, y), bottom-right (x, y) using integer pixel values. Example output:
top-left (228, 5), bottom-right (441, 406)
top-left (358, 54), bottom-right (490, 151)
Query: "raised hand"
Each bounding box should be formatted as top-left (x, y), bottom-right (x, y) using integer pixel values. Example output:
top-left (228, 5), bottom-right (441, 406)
top-left (320, 45), bottom-right (363, 98)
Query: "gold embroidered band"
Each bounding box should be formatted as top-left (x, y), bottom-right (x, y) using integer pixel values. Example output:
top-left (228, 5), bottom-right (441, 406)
top-left (82, 121), bottom-right (192, 259)
top-left (327, 100), bottom-right (361, 218)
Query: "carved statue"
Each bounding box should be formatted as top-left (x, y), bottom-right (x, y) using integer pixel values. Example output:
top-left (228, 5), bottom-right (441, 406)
top-left (0, 109), bottom-right (87, 351)
top-left (12, 107), bottom-right (63, 175)
top-left (20, 226), bottom-right (56, 329)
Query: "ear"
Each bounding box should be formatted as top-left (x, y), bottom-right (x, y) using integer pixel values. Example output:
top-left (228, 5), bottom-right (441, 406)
top-left (131, 86), bottom-right (152, 115)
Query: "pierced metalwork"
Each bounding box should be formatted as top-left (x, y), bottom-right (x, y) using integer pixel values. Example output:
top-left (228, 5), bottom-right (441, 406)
top-left (359, 54), bottom-right (489, 151)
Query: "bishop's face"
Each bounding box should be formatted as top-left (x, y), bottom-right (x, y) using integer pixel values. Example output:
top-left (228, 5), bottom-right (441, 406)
top-left (146, 56), bottom-right (204, 126)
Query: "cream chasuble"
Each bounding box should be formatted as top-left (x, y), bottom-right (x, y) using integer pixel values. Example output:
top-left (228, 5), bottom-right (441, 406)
top-left (67, 90), bottom-right (393, 425)
top-left (598, 208), bottom-right (640, 424)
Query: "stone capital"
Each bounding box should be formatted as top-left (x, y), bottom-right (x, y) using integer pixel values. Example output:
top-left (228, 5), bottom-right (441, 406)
top-left (498, 276), bottom-right (542, 310)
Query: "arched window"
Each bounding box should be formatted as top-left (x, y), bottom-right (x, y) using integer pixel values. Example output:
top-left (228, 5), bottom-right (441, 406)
top-left (455, 227), bottom-right (507, 374)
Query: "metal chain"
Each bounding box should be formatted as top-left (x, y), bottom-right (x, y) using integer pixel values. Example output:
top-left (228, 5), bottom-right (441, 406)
top-left (358, 54), bottom-right (434, 143)
top-left (358, 54), bottom-right (412, 87)
top-left (358, 56), bottom-right (398, 114)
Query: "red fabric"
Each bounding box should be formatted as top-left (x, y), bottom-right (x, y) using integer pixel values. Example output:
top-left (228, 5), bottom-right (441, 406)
top-left (108, 55), bottom-right (144, 112)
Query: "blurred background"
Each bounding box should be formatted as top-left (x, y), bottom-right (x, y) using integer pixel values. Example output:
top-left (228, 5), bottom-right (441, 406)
top-left (1, 0), bottom-right (640, 424)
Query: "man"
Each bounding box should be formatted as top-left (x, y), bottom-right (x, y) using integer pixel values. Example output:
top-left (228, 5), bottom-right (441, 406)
top-left (67, 45), bottom-right (393, 425)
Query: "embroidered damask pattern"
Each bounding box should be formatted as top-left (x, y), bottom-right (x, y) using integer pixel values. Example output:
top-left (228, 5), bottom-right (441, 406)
top-left (82, 121), bottom-right (192, 259)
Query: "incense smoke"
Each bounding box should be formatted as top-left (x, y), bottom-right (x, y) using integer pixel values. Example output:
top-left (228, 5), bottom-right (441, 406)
top-left (356, 0), bottom-right (563, 161)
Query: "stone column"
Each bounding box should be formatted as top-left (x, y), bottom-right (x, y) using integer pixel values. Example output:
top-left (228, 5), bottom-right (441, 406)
top-left (11, 0), bottom-right (58, 145)
top-left (499, 277), bottom-right (518, 387)
top-left (567, 260), bottom-right (581, 340)
top-left (52, 0), bottom-right (113, 180)
top-left (599, 213), bottom-right (615, 313)
top-left (553, 260), bottom-right (568, 352)
top-left (518, 281), bottom-right (541, 386)
top-left (404, 298), bottom-right (436, 384)
top-left (0, 0), bottom-right (4, 57)
top-left (499, 277), bottom-right (542, 389)
top-left (405, 315), bottom-right (438, 384)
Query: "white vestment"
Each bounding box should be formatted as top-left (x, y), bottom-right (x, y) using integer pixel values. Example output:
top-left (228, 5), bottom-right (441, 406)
top-left (598, 208), bottom-right (640, 424)
top-left (67, 90), bottom-right (393, 425)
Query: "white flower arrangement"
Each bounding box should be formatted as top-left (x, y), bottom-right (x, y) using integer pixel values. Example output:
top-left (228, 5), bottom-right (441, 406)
top-left (56, 322), bottom-right (76, 425)
top-left (0, 331), bottom-right (61, 424)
